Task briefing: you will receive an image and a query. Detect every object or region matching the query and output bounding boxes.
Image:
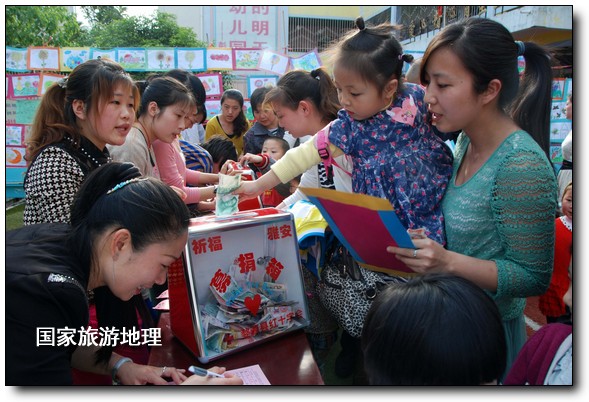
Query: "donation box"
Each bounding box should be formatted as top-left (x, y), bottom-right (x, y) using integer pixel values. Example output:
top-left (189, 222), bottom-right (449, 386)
top-left (168, 208), bottom-right (310, 363)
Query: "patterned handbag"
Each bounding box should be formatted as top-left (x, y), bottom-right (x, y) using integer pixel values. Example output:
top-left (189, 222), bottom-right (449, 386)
top-left (316, 241), bottom-right (406, 338)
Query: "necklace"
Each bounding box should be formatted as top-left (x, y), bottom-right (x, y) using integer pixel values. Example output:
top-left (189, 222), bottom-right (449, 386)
top-left (65, 136), bottom-right (111, 167)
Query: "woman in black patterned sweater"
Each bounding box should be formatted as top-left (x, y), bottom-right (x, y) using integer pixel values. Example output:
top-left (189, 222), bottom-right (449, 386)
top-left (24, 58), bottom-right (139, 225)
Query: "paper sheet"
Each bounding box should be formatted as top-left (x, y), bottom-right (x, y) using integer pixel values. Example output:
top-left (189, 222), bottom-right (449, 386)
top-left (226, 364), bottom-right (271, 385)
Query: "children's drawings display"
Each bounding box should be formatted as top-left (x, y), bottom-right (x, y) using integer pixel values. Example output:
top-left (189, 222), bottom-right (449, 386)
top-left (206, 48), bottom-right (234, 71)
top-left (246, 75), bottom-right (278, 97)
top-left (257, 50), bottom-right (289, 75)
top-left (289, 49), bottom-right (321, 72)
top-left (27, 47), bottom-right (60, 71)
top-left (6, 47), bottom-right (29, 72)
top-left (146, 48), bottom-right (176, 71)
top-left (8, 45), bottom-right (328, 76)
top-left (233, 48), bottom-right (263, 70)
top-left (176, 48), bottom-right (206, 71)
top-left (197, 73), bottom-right (223, 98)
top-left (59, 47), bottom-right (90, 71)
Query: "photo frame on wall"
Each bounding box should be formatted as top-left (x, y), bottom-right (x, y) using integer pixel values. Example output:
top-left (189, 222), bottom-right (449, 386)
top-left (246, 75), bottom-right (278, 98)
top-left (176, 48), bottom-right (206, 71)
top-left (206, 48), bottom-right (233, 71)
top-left (233, 48), bottom-right (263, 70)
top-left (197, 73), bottom-right (223, 98)
top-left (257, 50), bottom-right (290, 75)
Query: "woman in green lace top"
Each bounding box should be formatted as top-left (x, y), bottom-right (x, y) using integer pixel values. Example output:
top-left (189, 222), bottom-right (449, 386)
top-left (387, 18), bottom-right (557, 377)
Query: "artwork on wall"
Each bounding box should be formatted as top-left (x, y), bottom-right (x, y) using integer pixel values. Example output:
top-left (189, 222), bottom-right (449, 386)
top-left (206, 48), bottom-right (234, 71)
top-left (551, 78), bottom-right (565, 101)
top-left (233, 48), bottom-right (263, 70)
top-left (39, 73), bottom-right (66, 96)
top-left (6, 47), bottom-right (29, 72)
top-left (117, 48), bottom-right (147, 71)
top-left (147, 48), bottom-right (176, 71)
top-left (90, 48), bottom-right (117, 61)
top-left (198, 73), bottom-right (223, 98)
top-left (7, 74), bottom-right (40, 98)
top-left (257, 50), bottom-right (289, 75)
top-left (60, 47), bottom-right (90, 71)
top-left (27, 47), bottom-right (60, 71)
top-left (176, 48), bottom-right (206, 71)
top-left (289, 49), bottom-right (321, 72)
top-left (246, 75), bottom-right (278, 98)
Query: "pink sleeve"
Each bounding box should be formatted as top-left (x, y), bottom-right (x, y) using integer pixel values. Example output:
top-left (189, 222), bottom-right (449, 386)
top-left (185, 168), bottom-right (201, 185)
top-left (152, 140), bottom-right (202, 204)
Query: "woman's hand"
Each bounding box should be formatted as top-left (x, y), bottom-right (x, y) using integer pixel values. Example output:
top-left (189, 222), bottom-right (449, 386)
top-left (180, 366), bottom-right (244, 385)
top-left (387, 237), bottom-right (450, 275)
top-left (117, 362), bottom-right (188, 385)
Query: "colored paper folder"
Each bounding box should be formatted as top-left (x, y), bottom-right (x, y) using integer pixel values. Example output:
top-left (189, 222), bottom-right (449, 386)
top-left (299, 187), bottom-right (416, 276)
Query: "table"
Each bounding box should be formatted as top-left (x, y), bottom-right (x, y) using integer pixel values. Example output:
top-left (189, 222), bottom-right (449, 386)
top-left (148, 312), bottom-right (324, 385)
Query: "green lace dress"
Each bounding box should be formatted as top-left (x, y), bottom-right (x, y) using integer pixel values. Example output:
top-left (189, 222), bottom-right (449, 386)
top-left (442, 130), bottom-right (557, 373)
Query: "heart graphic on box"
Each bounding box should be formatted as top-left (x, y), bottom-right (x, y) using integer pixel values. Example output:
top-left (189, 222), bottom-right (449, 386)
top-left (244, 294), bottom-right (261, 315)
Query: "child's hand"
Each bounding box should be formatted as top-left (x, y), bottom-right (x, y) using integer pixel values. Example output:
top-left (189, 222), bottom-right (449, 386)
top-left (240, 153), bottom-right (263, 165)
top-left (221, 160), bottom-right (243, 176)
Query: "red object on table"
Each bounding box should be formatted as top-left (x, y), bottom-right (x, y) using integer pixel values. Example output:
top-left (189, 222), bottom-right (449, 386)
top-left (149, 313), bottom-right (324, 385)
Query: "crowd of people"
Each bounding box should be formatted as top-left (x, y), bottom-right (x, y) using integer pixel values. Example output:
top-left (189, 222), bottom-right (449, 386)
top-left (7, 14), bottom-right (571, 386)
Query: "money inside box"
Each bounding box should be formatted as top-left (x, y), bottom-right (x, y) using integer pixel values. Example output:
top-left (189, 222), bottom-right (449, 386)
top-left (172, 209), bottom-right (310, 363)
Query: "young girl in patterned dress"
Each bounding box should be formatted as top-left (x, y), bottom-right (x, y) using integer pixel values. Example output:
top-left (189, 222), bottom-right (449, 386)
top-left (236, 17), bottom-right (453, 245)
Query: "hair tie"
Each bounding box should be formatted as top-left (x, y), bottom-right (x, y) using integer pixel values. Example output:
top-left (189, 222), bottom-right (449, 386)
top-left (58, 77), bottom-right (68, 89)
top-left (311, 69), bottom-right (321, 80)
top-left (106, 177), bottom-right (148, 195)
top-left (356, 17), bottom-right (366, 31)
top-left (515, 41), bottom-right (525, 56)
top-left (398, 54), bottom-right (403, 61)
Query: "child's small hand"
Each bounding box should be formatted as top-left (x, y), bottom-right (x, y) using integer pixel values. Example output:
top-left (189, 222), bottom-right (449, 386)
top-left (240, 153), bottom-right (263, 165)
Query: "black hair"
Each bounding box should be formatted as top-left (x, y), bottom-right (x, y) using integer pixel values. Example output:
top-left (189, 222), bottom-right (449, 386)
top-left (138, 76), bottom-right (195, 118)
top-left (420, 17), bottom-right (552, 158)
top-left (265, 68), bottom-right (340, 121)
top-left (165, 69), bottom-right (207, 107)
top-left (250, 86), bottom-right (272, 113)
top-left (69, 162), bottom-right (190, 364)
top-left (220, 89), bottom-right (248, 138)
top-left (27, 58), bottom-right (139, 162)
top-left (362, 273), bottom-right (506, 385)
top-left (201, 134), bottom-right (238, 169)
top-left (328, 17), bottom-right (412, 96)
top-left (263, 136), bottom-right (290, 155)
